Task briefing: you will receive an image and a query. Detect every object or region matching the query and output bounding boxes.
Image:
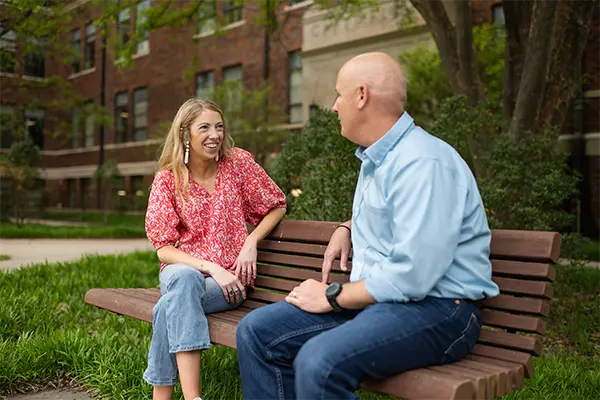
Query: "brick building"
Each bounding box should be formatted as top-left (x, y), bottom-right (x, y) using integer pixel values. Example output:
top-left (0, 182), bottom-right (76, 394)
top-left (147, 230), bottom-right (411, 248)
top-left (1, 0), bottom-right (307, 211)
top-left (1, 0), bottom-right (598, 236)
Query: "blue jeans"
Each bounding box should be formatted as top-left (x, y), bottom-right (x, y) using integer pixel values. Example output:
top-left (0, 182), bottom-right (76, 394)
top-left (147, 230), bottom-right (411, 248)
top-left (236, 297), bottom-right (481, 400)
top-left (143, 263), bottom-right (244, 386)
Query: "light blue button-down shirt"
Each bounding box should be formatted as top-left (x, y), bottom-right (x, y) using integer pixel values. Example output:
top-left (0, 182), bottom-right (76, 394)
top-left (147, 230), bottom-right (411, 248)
top-left (350, 112), bottom-right (500, 303)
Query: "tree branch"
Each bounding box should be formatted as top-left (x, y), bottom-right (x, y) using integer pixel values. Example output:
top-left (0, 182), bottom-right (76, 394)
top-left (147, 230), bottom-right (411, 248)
top-left (538, 0), bottom-right (597, 134)
top-left (409, 0), bottom-right (461, 95)
top-left (502, 0), bottom-right (533, 122)
top-left (508, 0), bottom-right (559, 139)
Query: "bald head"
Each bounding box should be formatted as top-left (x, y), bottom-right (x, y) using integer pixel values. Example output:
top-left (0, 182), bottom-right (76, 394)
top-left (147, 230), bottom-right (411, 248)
top-left (338, 52), bottom-right (407, 113)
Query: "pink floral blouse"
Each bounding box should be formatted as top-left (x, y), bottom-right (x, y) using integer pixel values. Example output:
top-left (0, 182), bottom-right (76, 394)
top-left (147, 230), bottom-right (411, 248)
top-left (145, 148), bottom-right (286, 273)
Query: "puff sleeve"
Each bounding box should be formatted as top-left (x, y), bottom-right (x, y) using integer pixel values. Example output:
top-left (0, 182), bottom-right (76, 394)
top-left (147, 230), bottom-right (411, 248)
top-left (235, 149), bottom-right (286, 226)
top-left (145, 170), bottom-right (181, 250)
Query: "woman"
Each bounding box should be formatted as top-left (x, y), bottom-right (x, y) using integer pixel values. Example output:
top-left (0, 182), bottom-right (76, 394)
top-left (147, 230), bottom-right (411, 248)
top-left (143, 98), bottom-right (287, 400)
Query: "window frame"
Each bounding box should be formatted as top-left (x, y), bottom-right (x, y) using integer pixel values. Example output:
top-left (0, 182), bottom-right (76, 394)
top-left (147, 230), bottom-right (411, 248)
top-left (288, 50), bottom-right (303, 124)
top-left (84, 22), bottom-right (96, 70)
top-left (196, 70), bottom-right (215, 99)
top-left (114, 91), bottom-right (129, 143)
top-left (0, 27), bottom-right (17, 74)
top-left (71, 28), bottom-right (82, 74)
top-left (133, 87), bottom-right (148, 142)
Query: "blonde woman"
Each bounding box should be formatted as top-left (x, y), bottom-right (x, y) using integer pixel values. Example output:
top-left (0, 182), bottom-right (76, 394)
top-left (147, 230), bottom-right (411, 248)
top-left (143, 98), bottom-right (287, 400)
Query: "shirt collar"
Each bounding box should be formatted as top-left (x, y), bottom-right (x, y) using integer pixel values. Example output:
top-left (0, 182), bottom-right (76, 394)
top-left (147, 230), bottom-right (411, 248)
top-left (355, 112), bottom-right (414, 166)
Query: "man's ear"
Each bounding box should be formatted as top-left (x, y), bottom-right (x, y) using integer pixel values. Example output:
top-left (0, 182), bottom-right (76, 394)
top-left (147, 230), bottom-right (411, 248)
top-left (357, 84), bottom-right (368, 110)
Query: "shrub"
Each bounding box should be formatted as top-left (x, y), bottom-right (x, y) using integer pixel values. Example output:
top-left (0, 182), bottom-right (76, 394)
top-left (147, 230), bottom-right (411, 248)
top-left (270, 108), bottom-right (359, 221)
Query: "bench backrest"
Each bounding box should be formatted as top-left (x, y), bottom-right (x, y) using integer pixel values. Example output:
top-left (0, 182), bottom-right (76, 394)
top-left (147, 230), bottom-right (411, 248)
top-left (249, 220), bottom-right (560, 371)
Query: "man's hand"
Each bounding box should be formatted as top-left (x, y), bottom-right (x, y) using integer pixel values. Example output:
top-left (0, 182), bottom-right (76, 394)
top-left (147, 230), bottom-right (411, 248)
top-left (285, 279), bottom-right (333, 314)
top-left (322, 225), bottom-right (351, 283)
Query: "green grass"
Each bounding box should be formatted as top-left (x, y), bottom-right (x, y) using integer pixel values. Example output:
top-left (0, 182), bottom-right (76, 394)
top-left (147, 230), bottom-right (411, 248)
top-left (0, 223), bottom-right (146, 238)
top-left (0, 257), bottom-right (598, 400)
top-left (30, 210), bottom-right (146, 227)
top-left (582, 240), bottom-right (600, 262)
top-left (0, 254), bottom-right (10, 261)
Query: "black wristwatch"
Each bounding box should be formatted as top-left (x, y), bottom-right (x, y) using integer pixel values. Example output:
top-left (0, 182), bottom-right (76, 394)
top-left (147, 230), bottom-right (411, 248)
top-left (325, 282), bottom-right (344, 312)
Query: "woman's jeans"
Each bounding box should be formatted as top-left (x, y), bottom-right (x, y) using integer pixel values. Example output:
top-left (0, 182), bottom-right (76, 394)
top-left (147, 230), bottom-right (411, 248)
top-left (236, 297), bottom-right (482, 400)
top-left (143, 263), bottom-right (243, 386)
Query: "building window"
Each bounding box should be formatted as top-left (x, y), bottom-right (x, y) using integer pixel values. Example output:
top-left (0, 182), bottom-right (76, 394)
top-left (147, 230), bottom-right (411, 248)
top-left (288, 51), bottom-right (303, 124)
top-left (67, 179), bottom-right (76, 208)
top-left (133, 87), bottom-right (148, 141)
top-left (198, 0), bottom-right (217, 35)
top-left (71, 108), bottom-right (80, 148)
top-left (0, 104), bottom-right (15, 149)
top-left (118, 8), bottom-right (131, 49)
top-left (136, 0), bottom-right (150, 54)
top-left (71, 29), bottom-right (81, 74)
top-left (492, 4), bottom-right (505, 25)
top-left (80, 178), bottom-right (92, 209)
top-left (84, 102), bottom-right (94, 147)
top-left (198, 1), bottom-right (216, 35)
top-left (24, 37), bottom-right (45, 78)
top-left (84, 23), bottom-right (96, 69)
top-left (223, 0), bottom-right (243, 25)
top-left (115, 92), bottom-right (129, 143)
top-left (0, 27), bottom-right (16, 74)
top-left (24, 109), bottom-right (44, 149)
top-left (223, 64), bottom-right (243, 115)
top-left (196, 70), bottom-right (215, 99)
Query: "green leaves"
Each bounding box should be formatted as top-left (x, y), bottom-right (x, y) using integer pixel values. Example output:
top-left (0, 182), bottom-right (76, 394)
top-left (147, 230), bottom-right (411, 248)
top-left (270, 107), bottom-right (359, 221)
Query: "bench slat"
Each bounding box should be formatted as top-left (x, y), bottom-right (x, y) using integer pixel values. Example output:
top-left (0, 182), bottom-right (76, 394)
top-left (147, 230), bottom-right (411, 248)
top-left (481, 310), bottom-right (546, 334)
top-left (491, 260), bottom-right (556, 281)
top-left (481, 295), bottom-right (550, 317)
top-left (258, 251), bottom-right (351, 272)
top-left (257, 264), bottom-right (348, 283)
top-left (247, 289), bottom-right (286, 303)
top-left (258, 240), bottom-right (335, 258)
top-left (85, 288), bottom-right (156, 323)
top-left (453, 359), bottom-right (512, 396)
top-left (427, 364), bottom-right (492, 400)
top-left (471, 344), bottom-right (533, 378)
top-left (489, 230), bottom-right (561, 263)
top-left (493, 277), bottom-right (553, 298)
top-left (478, 329), bottom-right (542, 356)
top-left (466, 355), bottom-right (525, 393)
top-left (265, 221), bottom-right (339, 245)
top-left (361, 368), bottom-right (476, 400)
top-left (260, 221), bottom-right (561, 263)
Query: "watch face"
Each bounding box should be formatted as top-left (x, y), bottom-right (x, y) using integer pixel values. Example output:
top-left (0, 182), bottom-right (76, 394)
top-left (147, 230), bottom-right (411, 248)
top-left (326, 282), bottom-right (341, 297)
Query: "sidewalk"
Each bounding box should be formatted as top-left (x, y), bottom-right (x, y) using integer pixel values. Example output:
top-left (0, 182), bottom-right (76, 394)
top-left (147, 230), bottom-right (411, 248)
top-left (0, 238), bottom-right (153, 271)
top-left (6, 389), bottom-right (93, 400)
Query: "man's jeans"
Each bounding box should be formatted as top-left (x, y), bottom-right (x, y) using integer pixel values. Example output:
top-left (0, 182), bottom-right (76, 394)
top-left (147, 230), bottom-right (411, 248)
top-left (143, 263), bottom-right (244, 386)
top-left (236, 297), bottom-right (481, 400)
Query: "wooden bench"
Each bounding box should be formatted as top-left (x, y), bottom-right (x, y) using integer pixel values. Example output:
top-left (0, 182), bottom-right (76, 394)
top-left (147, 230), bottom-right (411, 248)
top-left (84, 220), bottom-right (561, 400)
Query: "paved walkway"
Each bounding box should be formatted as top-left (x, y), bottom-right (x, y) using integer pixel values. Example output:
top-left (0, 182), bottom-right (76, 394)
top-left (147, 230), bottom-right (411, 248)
top-left (0, 238), bottom-right (153, 271)
top-left (6, 389), bottom-right (93, 400)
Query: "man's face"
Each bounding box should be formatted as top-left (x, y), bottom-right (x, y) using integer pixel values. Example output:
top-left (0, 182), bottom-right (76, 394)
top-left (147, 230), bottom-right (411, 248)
top-left (331, 73), bottom-right (358, 143)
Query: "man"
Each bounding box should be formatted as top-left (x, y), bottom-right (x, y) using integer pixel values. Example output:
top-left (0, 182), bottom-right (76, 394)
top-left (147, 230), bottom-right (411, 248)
top-left (236, 52), bottom-right (499, 400)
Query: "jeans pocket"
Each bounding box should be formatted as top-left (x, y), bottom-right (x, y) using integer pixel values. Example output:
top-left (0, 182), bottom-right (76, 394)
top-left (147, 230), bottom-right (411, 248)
top-left (441, 311), bottom-right (481, 364)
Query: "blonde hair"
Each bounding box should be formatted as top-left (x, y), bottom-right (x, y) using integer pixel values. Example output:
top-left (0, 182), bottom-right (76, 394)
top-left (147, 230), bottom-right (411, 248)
top-left (157, 98), bottom-right (234, 204)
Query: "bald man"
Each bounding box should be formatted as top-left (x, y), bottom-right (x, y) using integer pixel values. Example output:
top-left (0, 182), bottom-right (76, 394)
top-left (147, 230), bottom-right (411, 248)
top-left (236, 52), bottom-right (499, 399)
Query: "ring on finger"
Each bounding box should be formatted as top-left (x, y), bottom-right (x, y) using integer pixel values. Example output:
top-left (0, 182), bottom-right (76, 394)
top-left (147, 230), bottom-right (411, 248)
top-left (290, 291), bottom-right (297, 298)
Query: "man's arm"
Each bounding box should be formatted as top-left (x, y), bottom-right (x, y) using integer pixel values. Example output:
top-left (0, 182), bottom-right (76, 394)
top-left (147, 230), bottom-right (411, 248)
top-left (286, 158), bottom-right (466, 313)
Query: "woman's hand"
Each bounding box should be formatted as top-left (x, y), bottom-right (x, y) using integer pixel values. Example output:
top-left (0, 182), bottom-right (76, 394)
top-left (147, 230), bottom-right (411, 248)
top-left (234, 237), bottom-right (258, 286)
top-left (210, 266), bottom-right (245, 304)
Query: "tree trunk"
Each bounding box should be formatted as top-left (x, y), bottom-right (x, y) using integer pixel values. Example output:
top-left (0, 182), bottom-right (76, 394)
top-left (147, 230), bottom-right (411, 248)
top-left (502, 0), bottom-right (533, 122)
top-left (409, 0), bottom-right (461, 95)
top-left (455, 0), bottom-right (485, 102)
top-left (508, 0), bottom-right (559, 139)
top-left (538, 0), bottom-right (597, 134)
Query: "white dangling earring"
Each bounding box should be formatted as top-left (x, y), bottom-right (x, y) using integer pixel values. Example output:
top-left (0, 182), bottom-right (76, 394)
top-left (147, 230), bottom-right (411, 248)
top-left (215, 152), bottom-right (220, 162)
top-left (184, 139), bottom-right (190, 164)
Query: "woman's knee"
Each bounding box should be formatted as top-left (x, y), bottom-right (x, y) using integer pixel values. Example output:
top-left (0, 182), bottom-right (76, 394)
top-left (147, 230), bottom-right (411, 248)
top-left (160, 264), bottom-right (205, 292)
